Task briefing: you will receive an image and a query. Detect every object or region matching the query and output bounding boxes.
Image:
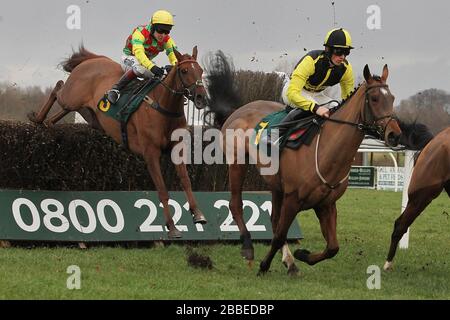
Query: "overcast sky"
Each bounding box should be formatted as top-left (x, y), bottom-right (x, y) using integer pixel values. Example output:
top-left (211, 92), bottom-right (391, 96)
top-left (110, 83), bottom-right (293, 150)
top-left (1, 0), bottom-right (449, 102)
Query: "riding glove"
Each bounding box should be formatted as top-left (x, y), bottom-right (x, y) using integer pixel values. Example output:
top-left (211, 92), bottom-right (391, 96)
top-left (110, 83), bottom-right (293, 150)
top-left (164, 65), bottom-right (174, 73)
top-left (151, 65), bottom-right (164, 77)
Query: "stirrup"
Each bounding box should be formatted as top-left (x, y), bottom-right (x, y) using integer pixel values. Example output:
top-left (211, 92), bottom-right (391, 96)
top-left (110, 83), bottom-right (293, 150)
top-left (107, 89), bottom-right (120, 104)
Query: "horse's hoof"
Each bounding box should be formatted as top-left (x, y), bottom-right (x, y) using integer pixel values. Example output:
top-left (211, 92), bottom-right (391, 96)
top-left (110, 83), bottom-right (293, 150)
top-left (191, 209), bottom-right (207, 225)
top-left (287, 263), bottom-right (300, 277)
top-left (257, 269), bottom-right (268, 277)
top-left (258, 261), bottom-right (270, 276)
top-left (167, 228), bottom-right (182, 239)
top-left (294, 249), bottom-right (311, 262)
top-left (383, 261), bottom-right (393, 271)
top-left (43, 120), bottom-right (54, 128)
top-left (27, 112), bottom-right (40, 124)
top-left (241, 248), bottom-right (254, 261)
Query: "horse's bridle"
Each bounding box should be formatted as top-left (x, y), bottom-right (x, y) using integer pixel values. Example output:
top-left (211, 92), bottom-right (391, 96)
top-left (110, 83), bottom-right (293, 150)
top-left (159, 59), bottom-right (205, 105)
top-left (361, 83), bottom-right (397, 138)
top-left (326, 83), bottom-right (396, 138)
top-left (315, 83), bottom-right (397, 189)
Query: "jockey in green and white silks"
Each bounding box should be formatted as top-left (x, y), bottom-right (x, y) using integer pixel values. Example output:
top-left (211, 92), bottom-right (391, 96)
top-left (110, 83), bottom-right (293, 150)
top-left (280, 28), bottom-right (355, 124)
top-left (107, 10), bottom-right (178, 104)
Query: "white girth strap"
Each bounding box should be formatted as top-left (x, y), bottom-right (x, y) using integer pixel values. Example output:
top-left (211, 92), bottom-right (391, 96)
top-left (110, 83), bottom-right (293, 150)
top-left (315, 131), bottom-right (350, 189)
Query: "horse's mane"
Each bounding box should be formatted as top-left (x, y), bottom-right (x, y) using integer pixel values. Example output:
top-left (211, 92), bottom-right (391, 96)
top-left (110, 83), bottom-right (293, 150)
top-left (329, 83), bottom-right (363, 114)
top-left (398, 120), bottom-right (434, 153)
top-left (61, 45), bottom-right (106, 73)
top-left (342, 84), bottom-right (363, 105)
top-left (337, 75), bottom-right (382, 110)
top-left (336, 75), bottom-right (381, 109)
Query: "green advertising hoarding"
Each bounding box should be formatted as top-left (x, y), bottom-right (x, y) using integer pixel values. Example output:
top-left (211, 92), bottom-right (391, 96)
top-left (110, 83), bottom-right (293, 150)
top-left (348, 166), bottom-right (376, 188)
top-left (0, 190), bottom-right (302, 241)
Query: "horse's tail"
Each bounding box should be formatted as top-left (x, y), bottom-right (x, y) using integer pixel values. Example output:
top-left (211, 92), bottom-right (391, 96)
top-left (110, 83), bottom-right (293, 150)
top-left (398, 120), bottom-right (434, 151)
top-left (203, 51), bottom-right (242, 128)
top-left (61, 45), bottom-right (105, 73)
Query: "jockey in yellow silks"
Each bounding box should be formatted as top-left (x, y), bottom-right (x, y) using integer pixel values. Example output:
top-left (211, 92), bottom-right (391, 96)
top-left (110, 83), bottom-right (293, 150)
top-left (279, 28), bottom-right (355, 127)
top-left (107, 10), bottom-right (178, 104)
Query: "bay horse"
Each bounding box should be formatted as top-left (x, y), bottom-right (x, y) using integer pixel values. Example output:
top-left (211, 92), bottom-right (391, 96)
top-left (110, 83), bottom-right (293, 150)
top-left (28, 46), bottom-right (208, 238)
top-left (205, 52), bottom-right (403, 275)
top-left (384, 126), bottom-right (450, 271)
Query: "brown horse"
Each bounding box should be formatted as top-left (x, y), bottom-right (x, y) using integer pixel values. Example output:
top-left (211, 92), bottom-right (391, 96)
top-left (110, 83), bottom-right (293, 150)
top-left (384, 126), bottom-right (450, 271)
top-left (205, 52), bottom-right (403, 275)
top-left (28, 46), bottom-right (208, 238)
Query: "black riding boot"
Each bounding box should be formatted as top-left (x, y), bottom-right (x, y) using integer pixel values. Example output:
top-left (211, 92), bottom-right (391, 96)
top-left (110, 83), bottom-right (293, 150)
top-left (106, 69), bottom-right (137, 104)
top-left (277, 107), bottom-right (309, 136)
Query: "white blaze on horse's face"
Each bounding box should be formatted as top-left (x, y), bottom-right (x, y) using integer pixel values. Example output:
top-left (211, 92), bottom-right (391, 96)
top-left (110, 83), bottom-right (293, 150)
top-left (380, 88), bottom-right (389, 96)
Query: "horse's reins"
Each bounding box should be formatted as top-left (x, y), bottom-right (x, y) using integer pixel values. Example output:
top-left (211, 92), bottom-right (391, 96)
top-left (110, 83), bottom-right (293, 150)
top-left (158, 59), bottom-right (205, 100)
top-left (325, 84), bottom-right (394, 135)
top-left (315, 83), bottom-right (396, 189)
top-left (145, 59), bottom-right (204, 118)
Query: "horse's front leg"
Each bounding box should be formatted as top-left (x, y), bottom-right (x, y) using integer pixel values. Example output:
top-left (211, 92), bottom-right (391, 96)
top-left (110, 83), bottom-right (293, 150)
top-left (144, 148), bottom-right (181, 239)
top-left (28, 80), bottom-right (64, 124)
top-left (174, 163), bottom-right (207, 225)
top-left (259, 191), bottom-right (300, 275)
top-left (44, 109), bottom-right (70, 127)
top-left (384, 193), bottom-right (433, 271)
top-left (271, 189), bottom-right (299, 276)
top-left (294, 203), bottom-right (339, 265)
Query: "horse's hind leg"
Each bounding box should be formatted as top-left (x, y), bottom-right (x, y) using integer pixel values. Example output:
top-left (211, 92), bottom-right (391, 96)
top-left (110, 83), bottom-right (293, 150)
top-left (294, 203), bottom-right (339, 266)
top-left (28, 80), bottom-right (64, 123)
top-left (229, 164), bottom-right (254, 262)
top-left (271, 189), bottom-right (299, 276)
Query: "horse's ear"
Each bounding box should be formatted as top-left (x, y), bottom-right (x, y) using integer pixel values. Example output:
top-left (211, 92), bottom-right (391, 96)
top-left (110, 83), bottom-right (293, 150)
top-left (363, 64), bottom-right (372, 83)
top-left (381, 64), bottom-right (389, 82)
top-left (174, 48), bottom-right (183, 62)
top-left (192, 46), bottom-right (198, 60)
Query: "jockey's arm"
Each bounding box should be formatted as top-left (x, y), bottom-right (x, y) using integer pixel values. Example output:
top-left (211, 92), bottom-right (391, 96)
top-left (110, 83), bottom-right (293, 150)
top-left (131, 29), bottom-right (155, 69)
top-left (340, 61), bottom-right (354, 99)
top-left (164, 38), bottom-right (178, 66)
top-left (286, 56), bottom-right (317, 112)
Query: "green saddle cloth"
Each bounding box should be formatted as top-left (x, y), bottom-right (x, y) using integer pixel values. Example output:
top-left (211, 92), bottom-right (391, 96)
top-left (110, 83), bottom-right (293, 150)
top-left (253, 109), bottom-right (291, 147)
top-left (97, 78), bottom-right (160, 123)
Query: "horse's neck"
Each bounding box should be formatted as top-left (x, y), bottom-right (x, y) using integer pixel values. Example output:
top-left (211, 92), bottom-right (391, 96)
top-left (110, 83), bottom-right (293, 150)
top-left (332, 84), bottom-right (366, 127)
top-left (318, 85), bottom-right (366, 174)
top-left (154, 72), bottom-right (184, 112)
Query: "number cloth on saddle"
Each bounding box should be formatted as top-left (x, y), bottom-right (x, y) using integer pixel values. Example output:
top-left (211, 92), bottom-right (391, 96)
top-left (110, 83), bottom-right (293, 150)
top-left (97, 78), bottom-right (160, 123)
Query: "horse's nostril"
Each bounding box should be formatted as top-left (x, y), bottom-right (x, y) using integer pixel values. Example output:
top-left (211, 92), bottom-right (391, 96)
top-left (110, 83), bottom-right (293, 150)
top-left (387, 132), bottom-right (400, 146)
top-left (194, 95), bottom-right (207, 109)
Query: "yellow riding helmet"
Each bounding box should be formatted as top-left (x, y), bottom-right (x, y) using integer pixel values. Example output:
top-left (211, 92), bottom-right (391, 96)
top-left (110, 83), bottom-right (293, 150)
top-left (324, 28), bottom-right (354, 49)
top-left (151, 10), bottom-right (174, 26)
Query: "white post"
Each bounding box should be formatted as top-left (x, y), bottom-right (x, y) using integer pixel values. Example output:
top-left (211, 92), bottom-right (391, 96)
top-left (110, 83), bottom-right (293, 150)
top-left (388, 152), bottom-right (399, 192)
top-left (399, 150), bottom-right (414, 249)
top-left (74, 112), bottom-right (87, 124)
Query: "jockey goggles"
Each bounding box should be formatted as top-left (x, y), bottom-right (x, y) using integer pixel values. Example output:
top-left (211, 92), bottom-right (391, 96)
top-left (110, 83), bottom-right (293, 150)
top-left (332, 47), bottom-right (351, 56)
top-left (155, 26), bottom-right (171, 34)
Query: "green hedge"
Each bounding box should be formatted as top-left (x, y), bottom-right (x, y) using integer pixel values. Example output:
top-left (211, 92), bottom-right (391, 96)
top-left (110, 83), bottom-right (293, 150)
top-left (0, 121), bottom-right (267, 192)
